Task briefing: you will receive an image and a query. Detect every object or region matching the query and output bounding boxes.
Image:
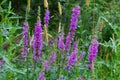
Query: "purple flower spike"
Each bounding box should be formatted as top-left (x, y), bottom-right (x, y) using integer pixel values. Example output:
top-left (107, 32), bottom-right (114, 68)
top-left (33, 20), bottom-right (43, 61)
top-left (65, 32), bottom-right (71, 52)
top-left (67, 53), bottom-right (77, 70)
top-left (38, 72), bottom-right (45, 80)
top-left (50, 51), bottom-right (57, 64)
top-left (44, 9), bottom-right (50, 28)
top-left (69, 5), bottom-right (80, 31)
top-left (72, 42), bottom-right (78, 54)
top-left (58, 33), bottom-right (65, 52)
top-left (65, 5), bottom-right (80, 51)
top-left (22, 21), bottom-right (29, 58)
top-left (66, 42), bottom-right (78, 70)
top-left (88, 37), bottom-right (99, 62)
top-left (79, 51), bottom-right (85, 61)
top-left (44, 60), bottom-right (49, 71)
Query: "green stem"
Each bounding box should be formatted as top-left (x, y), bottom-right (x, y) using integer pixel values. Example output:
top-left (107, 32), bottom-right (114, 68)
top-left (26, 55), bottom-right (29, 80)
top-left (92, 62), bottom-right (94, 80)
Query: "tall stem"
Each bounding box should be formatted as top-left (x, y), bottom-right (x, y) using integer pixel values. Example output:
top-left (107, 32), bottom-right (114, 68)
top-left (92, 61), bottom-right (94, 80)
top-left (92, 0), bottom-right (95, 80)
top-left (26, 54), bottom-right (28, 80)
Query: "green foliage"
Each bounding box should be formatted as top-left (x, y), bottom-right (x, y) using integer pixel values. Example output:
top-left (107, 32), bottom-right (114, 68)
top-left (0, 0), bottom-right (120, 80)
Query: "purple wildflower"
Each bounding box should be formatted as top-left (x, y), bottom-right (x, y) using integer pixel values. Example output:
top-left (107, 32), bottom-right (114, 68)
top-left (88, 37), bottom-right (99, 62)
top-left (65, 5), bottom-right (80, 51)
top-left (66, 42), bottom-right (78, 70)
top-left (0, 59), bottom-right (5, 68)
top-left (72, 42), bottom-right (78, 54)
top-left (79, 77), bottom-right (83, 80)
top-left (87, 64), bottom-right (94, 70)
top-left (50, 51), bottom-right (57, 63)
top-left (79, 77), bottom-right (84, 80)
top-left (59, 77), bottom-right (64, 80)
top-left (65, 32), bottom-right (71, 52)
top-left (37, 72), bottom-right (45, 80)
top-left (58, 33), bottom-right (65, 52)
top-left (22, 21), bottom-right (29, 58)
top-left (70, 31), bottom-right (75, 40)
top-left (44, 60), bottom-right (49, 71)
top-left (69, 5), bottom-right (80, 31)
top-left (33, 20), bottom-right (43, 61)
top-left (44, 9), bottom-right (50, 28)
top-left (79, 51), bottom-right (85, 61)
top-left (67, 53), bottom-right (77, 70)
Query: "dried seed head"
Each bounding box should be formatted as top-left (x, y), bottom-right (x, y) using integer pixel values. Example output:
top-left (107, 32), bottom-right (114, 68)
top-left (112, 34), bottom-right (115, 40)
top-left (99, 20), bottom-right (104, 32)
top-left (27, 0), bottom-right (30, 12)
top-left (37, 6), bottom-right (41, 20)
top-left (58, 2), bottom-right (62, 16)
top-left (86, 0), bottom-right (90, 6)
top-left (44, 0), bottom-right (48, 9)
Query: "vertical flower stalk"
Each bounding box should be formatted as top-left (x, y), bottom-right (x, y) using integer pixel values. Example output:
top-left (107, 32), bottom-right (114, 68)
top-left (69, 5), bottom-right (80, 32)
top-left (43, 1), bottom-right (51, 43)
top-left (44, 60), bottom-right (49, 71)
top-left (44, 9), bottom-right (50, 28)
top-left (33, 6), bottom-right (43, 62)
top-left (69, 5), bottom-right (80, 40)
top-left (33, 20), bottom-right (43, 61)
top-left (37, 72), bottom-right (45, 80)
top-left (22, 21), bottom-right (29, 58)
top-left (79, 51), bottom-right (85, 61)
top-left (87, 37), bottom-right (99, 80)
top-left (65, 5), bottom-right (80, 52)
top-left (66, 42), bottom-right (78, 70)
top-left (88, 38), bottom-right (98, 62)
top-left (50, 51), bottom-right (57, 64)
top-left (65, 32), bottom-right (71, 52)
top-left (58, 32), bottom-right (65, 52)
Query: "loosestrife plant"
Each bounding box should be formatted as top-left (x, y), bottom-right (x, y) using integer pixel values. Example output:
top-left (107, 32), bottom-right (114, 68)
top-left (19, 2), bottom-right (99, 80)
top-left (21, 21), bottom-right (29, 58)
top-left (33, 20), bottom-right (43, 61)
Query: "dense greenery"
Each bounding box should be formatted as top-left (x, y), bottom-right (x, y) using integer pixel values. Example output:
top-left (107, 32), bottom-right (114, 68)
top-left (0, 0), bottom-right (120, 80)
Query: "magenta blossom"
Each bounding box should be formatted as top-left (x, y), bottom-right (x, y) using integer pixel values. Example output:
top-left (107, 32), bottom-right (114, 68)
top-left (88, 37), bottom-right (99, 62)
top-left (33, 20), bottom-right (43, 61)
top-left (44, 60), bottom-right (49, 71)
top-left (37, 72), bottom-right (45, 80)
top-left (66, 42), bottom-right (78, 70)
top-left (44, 9), bottom-right (50, 28)
top-left (50, 51), bottom-right (57, 63)
top-left (22, 21), bottom-right (29, 58)
top-left (65, 32), bottom-right (71, 52)
top-left (65, 5), bottom-right (80, 51)
top-left (69, 5), bottom-right (80, 31)
top-left (58, 32), bottom-right (65, 52)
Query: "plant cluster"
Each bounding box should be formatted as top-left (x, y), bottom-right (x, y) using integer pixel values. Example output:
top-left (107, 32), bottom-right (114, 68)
top-left (0, 0), bottom-right (120, 80)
